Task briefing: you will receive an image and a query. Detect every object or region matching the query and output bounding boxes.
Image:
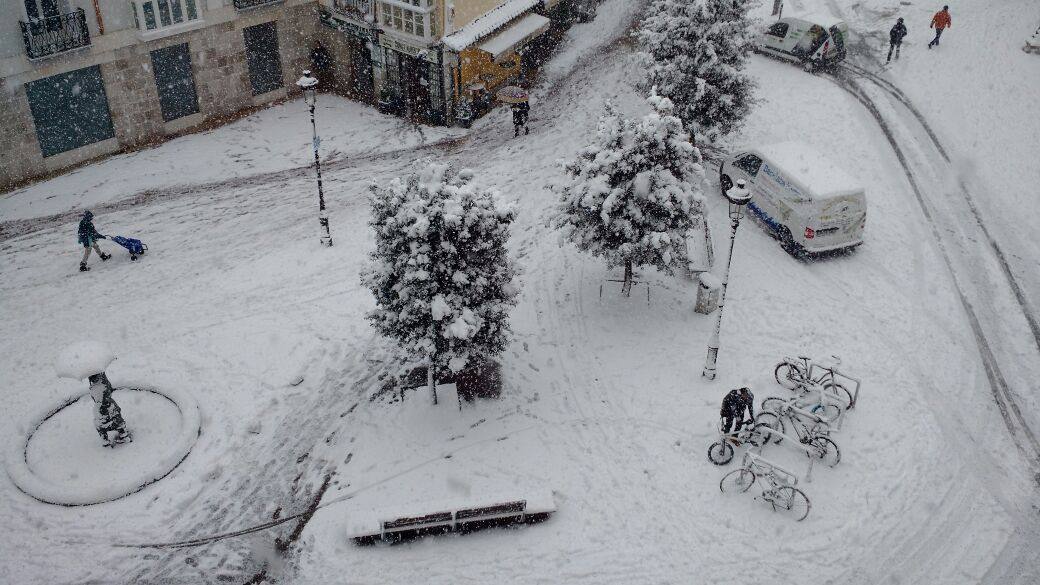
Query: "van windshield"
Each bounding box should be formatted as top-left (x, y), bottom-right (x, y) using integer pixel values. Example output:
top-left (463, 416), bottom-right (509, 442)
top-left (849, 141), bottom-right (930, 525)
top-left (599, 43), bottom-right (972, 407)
top-left (829, 26), bottom-right (847, 56)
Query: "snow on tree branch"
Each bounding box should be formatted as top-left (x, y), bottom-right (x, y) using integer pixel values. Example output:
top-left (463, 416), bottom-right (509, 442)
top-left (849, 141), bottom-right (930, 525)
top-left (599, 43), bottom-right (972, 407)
top-left (550, 94), bottom-right (707, 296)
top-left (636, 0), bottom-right (757, 142)
top-left (362, 163), bottom-right (520, 391)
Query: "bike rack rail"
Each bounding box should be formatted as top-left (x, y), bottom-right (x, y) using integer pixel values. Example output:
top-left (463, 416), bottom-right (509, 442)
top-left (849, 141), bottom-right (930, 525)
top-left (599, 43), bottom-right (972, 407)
top-left (744, 452), bottom-right (799, 487)
top-left (755, 426), bottom-right (820, 482)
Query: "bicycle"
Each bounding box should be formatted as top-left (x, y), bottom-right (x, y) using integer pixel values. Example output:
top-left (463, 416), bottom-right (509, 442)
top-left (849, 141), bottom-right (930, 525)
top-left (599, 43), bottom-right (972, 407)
top-left (756, 398), bottom-right (841, 467)
top-left (774, 355), bottom-right (855, 410)
top-left (707, 418), bottom-right (772, 465)
top-left (720, 452), bottom-right (811, 521)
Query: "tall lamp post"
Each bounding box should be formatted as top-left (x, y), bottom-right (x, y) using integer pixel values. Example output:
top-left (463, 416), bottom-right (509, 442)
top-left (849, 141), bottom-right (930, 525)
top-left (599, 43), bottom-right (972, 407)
top-left (296, 70), bottom-right (333, 247)
top-left (702, 179), bottom-right (752, 380)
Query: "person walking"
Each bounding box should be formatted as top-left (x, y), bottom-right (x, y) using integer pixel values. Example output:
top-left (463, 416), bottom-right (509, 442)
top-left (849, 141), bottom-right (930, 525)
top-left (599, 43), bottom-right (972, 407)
top-left (77, 210), bottom-right (110, 272)
top-left (720, 387), bottom-right (755, 436)
top-left (928, 5), bottom-right (952, 49)
top-left (888, 17), bottom-right (908, 62)
top-left (511, 100), bottom-right (530, 137)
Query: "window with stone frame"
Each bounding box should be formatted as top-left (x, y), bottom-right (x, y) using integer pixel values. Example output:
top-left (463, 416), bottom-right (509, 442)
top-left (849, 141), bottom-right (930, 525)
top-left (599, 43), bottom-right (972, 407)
top-left (129, 0), bottom-right (199, 33)
top-left (378, 0), bottom-right (434, 39)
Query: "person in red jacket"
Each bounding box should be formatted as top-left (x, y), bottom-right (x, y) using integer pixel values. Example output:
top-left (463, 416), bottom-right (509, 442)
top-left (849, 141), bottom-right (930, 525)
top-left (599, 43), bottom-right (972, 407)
top-left (928, 5), bottom-right (952, 48)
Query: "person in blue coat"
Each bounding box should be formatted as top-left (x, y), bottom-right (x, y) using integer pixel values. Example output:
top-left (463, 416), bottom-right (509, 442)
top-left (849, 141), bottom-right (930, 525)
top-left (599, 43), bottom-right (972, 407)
top-left (77, 210), bottom-right (110, 271)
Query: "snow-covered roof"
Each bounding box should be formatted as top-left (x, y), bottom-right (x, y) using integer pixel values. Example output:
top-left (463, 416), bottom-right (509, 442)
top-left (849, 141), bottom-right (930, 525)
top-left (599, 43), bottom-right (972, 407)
top-left (443, 0), bottom-right (541, 52)
top-left (754, 141), bottom-right (862, 197)
top-left (795, 12), bottom-right (846, 29)
top-left (478, 12), bottom-right (550, 60)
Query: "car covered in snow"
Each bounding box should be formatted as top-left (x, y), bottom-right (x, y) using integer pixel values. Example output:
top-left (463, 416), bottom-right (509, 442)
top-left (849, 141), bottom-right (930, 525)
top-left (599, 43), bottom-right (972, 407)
top-left (755, 14), bottom-right (849, 71)
top-left (719, 142), bottom-right (866, 255)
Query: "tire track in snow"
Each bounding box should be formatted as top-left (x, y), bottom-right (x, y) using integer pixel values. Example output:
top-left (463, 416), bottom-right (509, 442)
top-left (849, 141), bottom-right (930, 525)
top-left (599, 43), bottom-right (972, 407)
top-left (836, 61), bottom-right (1040, 352)
top-left (826, 72), bottom-right (1040, 464)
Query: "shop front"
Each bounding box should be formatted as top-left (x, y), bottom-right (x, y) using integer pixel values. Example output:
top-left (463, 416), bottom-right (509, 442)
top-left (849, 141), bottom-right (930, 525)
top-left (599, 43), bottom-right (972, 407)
top-left (377, 34), bottom-right (445, 125)
top-left (318, 8), bottom-right (377, 103)
top-left (443, 8), bottom-right (551, 127)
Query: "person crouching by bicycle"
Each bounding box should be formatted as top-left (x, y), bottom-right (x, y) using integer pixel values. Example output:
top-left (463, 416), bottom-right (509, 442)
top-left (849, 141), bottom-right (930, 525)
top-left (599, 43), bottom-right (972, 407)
top-left (721, 387), bottom-right (755, 435)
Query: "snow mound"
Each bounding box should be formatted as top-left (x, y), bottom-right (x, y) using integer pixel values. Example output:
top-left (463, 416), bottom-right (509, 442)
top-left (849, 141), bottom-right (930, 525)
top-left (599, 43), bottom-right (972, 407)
top-left (4, 386), bottom-right (201, 506)
top-left (54, 342), bottom-right (115, 381)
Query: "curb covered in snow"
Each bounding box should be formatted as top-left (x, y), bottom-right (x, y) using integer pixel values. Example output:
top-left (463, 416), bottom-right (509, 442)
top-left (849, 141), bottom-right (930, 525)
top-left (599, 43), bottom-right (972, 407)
top-left (4, 386), bottom-right (201, 506)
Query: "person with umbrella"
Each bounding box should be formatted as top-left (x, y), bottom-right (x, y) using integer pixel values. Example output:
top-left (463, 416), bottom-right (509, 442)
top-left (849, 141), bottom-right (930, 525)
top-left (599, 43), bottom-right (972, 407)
top-left (497, 85), bottom-right (530, 138)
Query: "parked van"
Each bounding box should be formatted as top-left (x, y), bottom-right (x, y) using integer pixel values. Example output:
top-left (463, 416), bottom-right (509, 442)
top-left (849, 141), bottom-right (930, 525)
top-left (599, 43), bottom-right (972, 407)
top-left (719, 142), bottom-right (866, 255)
top-left (755, 14), bottom-right (849, 71)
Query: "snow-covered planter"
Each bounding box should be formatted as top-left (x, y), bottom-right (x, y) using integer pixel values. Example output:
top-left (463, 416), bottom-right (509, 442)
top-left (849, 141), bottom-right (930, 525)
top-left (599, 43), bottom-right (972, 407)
top-left (636, 0), bottom-right (757, 142)
top-left (5, 386), bottom-right (201, 506)
top-left (362, 163), bottom-right (519, 404)
top-left (550, 94), bottom-right (707, 296)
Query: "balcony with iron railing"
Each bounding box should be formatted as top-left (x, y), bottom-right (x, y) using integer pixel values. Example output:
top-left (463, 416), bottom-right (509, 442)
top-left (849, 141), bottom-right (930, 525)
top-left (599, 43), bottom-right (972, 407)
top-left (19, 8), bottom-right (91, 60)
top-left (233, 0), bottom-right (285, 10)
top-left (332, 0), bottom-right (373, 21)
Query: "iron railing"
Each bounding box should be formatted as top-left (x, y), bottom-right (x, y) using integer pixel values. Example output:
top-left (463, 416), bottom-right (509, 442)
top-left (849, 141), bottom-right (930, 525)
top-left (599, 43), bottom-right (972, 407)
top-left (233, 0), bottom-right (285, 9)
top-left (332, 0), bottom-right (372, 19)
top-left (19, 8), bottom-right (91, 60)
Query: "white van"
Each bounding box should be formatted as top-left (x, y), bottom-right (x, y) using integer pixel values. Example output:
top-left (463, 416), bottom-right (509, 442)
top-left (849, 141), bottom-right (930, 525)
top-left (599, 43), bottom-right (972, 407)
top-left (755, 14), bottom-right (849, 71)
top-left (719, 142), bottom-right (866, 255)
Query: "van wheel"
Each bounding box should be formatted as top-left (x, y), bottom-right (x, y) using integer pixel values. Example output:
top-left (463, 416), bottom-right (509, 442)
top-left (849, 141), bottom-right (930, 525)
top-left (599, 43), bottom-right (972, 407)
top-left (802, 60), bottom-right (816, 73)
top-left (778, 227), bottom-right (805, 258)
top-left (720, 174), bottom-right (733, 195)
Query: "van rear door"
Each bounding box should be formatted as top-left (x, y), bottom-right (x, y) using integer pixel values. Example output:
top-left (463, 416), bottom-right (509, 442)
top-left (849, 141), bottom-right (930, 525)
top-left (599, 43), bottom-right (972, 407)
top-left (808, 192), bottom-right (865, 247)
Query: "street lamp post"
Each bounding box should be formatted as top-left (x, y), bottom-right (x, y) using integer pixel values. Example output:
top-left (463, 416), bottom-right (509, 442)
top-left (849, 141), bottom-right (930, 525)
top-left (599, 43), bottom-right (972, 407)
top-left (702, 179), bottom-right (752, 380)
top-left (296, 70), bottom-right (333, 247)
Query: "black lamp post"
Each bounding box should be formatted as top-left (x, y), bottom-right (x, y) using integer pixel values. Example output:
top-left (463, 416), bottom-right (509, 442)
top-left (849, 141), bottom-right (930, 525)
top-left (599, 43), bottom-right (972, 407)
top-left (296, 70), bottom-right (333, 247)
top-left (702, 179), bottom-right (752, 380)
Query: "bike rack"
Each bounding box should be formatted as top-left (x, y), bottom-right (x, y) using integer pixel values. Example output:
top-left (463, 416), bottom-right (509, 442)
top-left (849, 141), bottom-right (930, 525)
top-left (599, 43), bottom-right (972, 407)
top-left (744, 452), bottom-right (801, 487)
top-left (809, 361), bottom-right (862, 410)
top-left (756, 426), bottom-right (819, 482)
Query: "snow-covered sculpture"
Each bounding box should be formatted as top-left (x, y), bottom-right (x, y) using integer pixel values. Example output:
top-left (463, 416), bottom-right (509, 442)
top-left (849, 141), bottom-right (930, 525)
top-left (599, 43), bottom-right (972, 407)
top-left (551, 94), bottom-right (707, 296)
top-left (55, 341), bottom-right (132, 447)
top-left (636, 0), bottom-right (757, 142)
top-left (363, 163), bottom-right (519, 404)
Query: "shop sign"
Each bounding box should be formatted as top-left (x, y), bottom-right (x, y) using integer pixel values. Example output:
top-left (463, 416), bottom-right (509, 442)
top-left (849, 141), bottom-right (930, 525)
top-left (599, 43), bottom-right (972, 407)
top-left (319, 9), bottom-right (374, 41)
top-left (378, 34), bottom-right (423, 57)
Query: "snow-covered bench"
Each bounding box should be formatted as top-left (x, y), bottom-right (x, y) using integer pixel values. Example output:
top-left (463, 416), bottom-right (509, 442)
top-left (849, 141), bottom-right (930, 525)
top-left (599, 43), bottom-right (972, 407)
top-left (348, 490), bottom-right (556, 545)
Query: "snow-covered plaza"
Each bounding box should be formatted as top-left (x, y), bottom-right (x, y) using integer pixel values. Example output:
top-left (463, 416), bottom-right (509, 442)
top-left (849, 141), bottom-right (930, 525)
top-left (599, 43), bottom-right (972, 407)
top-left (2, 1), bottom-right (1039, 583)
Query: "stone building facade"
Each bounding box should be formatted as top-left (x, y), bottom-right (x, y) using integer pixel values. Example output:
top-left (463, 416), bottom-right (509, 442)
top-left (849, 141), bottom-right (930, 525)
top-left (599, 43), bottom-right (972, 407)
top-left (1, 0), bottom-right (577, 192)
top-left (1, 0), bottom-right (318, 192)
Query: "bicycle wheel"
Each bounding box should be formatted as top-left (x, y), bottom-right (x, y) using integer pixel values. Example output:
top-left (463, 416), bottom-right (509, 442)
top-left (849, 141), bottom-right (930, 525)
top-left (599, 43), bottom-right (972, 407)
top-left (772, 486), bottom-right (811, 521)
top-left (755, 412), bottom-right (785, 445)
top-left (761, 397), bottom-right (787, 413)
top-left (774, 362), bottom-right (804, 390)
top-left (810, 435), bottom-right (841, 467)
top-left (708, 441), bottom-right (734, 465)
top-left (720, 469), bottom-right (756, 493)
top-left (825, 382), bottom-right (854, 409)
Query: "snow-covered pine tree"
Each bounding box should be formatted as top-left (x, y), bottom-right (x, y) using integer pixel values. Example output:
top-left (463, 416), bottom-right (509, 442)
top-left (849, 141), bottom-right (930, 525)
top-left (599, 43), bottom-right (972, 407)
top-left (551, 94), bottom-right (707, 297)
top-left (363, 163), bottom-right (519, 405)
top-left (636, 0), bottom-right (756, 142)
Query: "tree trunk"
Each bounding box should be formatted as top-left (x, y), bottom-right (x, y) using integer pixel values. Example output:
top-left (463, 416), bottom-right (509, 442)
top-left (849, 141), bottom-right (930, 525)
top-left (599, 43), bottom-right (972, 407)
top-left (427, 355), bottom-right (438, 405)
top-left (621, 259), bottom-right (634, 297)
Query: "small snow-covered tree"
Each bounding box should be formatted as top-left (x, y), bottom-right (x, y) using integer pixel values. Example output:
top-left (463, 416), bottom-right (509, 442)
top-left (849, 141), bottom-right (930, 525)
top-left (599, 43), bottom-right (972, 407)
top-left (363, 163), bottom-right (519, 404)
top-left (551, 94), bottom-right (706, 296)
top-left (636, 0), bottom-right (757, 142)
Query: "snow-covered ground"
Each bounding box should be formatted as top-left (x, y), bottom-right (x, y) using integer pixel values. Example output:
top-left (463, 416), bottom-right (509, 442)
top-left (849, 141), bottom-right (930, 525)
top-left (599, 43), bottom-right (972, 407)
top-left (1, 1), bottom-right (1038, 583)
top-left (0, 97), bottom-right (464, 222)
